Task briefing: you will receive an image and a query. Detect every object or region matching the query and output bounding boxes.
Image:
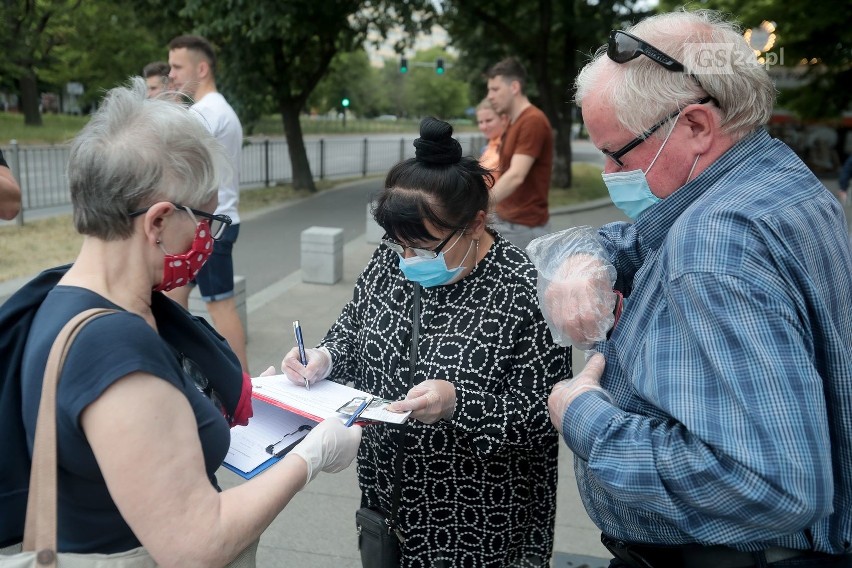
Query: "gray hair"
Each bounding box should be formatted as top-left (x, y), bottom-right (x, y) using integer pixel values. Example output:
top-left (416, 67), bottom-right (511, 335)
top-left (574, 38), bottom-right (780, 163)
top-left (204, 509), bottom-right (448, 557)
top-left (575, 9), bottom-right (776, 140)
top-left (69, 77), bottom-right (226, 240)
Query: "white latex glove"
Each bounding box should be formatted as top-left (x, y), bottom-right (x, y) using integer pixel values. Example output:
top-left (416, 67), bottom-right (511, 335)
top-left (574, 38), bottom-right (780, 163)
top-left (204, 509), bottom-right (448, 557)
top-left (290, 418), bottom-right (362, 484)
top-left (548, 353), bottom-right (609, 435)
top-left (543, 254), bottom-right (617, 350)
top-left (386, 379), bottom-right (456, 424)
top-left (281, 346), bottom-right (332, 387)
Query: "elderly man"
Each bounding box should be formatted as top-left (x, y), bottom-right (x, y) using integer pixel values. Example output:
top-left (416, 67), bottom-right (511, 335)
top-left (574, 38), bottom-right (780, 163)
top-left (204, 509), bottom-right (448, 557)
top-left (544, 9), bottom-right (852, 568)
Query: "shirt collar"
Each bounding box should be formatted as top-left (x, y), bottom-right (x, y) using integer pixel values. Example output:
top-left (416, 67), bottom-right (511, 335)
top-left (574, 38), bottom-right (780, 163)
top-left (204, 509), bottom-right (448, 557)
top-left (633, 128), bottom-right (771, 251)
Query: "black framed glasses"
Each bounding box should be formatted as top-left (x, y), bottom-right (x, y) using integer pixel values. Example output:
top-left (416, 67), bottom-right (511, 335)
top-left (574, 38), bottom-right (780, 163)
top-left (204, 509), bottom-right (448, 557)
top-left (128, 202), bottom-right (232, 240)
top-left (381, 229), bottom-right (460, 259)
top-left (608, 30), bottom-right (686, 72)
top-left (178, 351), bottom-right (230, 422)
top-left (603, 96), bottom-right (713, 167)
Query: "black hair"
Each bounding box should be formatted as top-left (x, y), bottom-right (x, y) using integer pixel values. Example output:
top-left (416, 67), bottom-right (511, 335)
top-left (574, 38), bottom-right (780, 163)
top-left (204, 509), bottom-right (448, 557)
top-left (373, 117), bottom-right (492, 245)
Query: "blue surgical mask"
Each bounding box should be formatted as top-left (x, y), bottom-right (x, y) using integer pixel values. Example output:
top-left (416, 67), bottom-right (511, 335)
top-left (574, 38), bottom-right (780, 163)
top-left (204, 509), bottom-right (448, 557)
top-left (601, 111), bottom-right (679, 220)
top-left (397, 234), bottom-right (474, 288)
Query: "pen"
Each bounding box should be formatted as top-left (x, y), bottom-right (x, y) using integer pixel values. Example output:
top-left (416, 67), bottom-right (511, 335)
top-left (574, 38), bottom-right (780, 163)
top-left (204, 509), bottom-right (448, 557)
top-left (345, 396), bottom-right (374, 427)
top-left (293, 320), bottom-right (309, 390)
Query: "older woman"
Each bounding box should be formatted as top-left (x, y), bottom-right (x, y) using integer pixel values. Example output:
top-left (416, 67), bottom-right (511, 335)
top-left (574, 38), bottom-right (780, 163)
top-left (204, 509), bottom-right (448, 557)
top-left (282, 117), bottom-right (570, 567)
top-left (12, 79), bottom-right (361, 567)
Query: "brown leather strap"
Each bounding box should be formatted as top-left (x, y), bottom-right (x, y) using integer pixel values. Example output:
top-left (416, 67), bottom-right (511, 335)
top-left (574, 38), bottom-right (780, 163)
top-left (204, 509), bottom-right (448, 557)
top-left (22, 308), bottom-right (116, 565)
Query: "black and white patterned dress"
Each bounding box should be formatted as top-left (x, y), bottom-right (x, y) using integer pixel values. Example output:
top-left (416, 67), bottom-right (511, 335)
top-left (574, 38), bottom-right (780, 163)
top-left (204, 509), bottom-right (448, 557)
top-left (321, 233), bottom-right (571, 567)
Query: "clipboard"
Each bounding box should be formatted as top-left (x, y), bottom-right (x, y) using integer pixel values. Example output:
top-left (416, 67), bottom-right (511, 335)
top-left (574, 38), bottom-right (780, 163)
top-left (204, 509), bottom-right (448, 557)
top-left (222, 399), bottom-right (317, 479)
top-left (251, 374), bottom-right (410, 425)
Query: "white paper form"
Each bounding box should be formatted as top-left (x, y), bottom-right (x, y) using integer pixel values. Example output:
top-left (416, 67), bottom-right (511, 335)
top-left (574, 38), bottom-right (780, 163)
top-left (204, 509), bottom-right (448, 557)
top-left (252, 374), bottom-right (409, 425)
top-left (224, 399), bottom-right (316, 476)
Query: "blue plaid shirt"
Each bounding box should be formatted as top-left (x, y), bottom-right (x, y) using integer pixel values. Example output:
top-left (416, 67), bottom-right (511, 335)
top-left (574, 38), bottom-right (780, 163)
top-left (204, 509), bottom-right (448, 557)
top-left (562, 129), bottom-right (852, 554)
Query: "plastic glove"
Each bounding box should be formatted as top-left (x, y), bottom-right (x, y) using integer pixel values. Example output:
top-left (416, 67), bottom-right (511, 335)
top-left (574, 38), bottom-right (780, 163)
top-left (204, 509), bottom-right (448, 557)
top-left (290, 418), bottom-right (362, 484)
top-left (527, 227), bottom-right (618, 350)
top-left (281, 346), bottom-right (332, 387)
top-left (543, 254), bottom-right (618, 350)
top-left (386, 379), bottom-right (456, 424)
top-left (547, 352), bottom-right (609, 435)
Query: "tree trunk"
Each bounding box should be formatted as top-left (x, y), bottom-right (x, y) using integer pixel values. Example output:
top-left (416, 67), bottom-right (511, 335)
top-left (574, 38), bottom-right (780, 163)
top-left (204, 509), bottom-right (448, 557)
top-left (278, 98), bottom-right (316, 192)
top-left (19, 71), bottom-right (42, 127)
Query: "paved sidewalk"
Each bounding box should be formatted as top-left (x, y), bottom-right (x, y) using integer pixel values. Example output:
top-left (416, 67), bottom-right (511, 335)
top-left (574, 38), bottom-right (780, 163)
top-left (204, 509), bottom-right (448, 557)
top-left (219, 202), bottom-right (626, 568)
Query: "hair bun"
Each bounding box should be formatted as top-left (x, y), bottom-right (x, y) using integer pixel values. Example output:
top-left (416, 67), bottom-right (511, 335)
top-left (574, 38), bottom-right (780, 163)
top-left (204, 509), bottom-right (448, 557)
top-left (414, 117), bottom-right (462, 165)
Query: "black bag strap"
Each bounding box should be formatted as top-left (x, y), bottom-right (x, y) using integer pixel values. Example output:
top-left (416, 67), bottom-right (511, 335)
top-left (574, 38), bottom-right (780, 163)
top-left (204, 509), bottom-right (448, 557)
top-left (388, 283), bottom-right (420, 543)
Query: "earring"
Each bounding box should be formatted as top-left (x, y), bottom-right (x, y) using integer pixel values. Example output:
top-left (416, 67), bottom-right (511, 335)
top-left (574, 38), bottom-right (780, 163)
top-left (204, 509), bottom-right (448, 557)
top-left (156, 239), bottom-right (161, 244)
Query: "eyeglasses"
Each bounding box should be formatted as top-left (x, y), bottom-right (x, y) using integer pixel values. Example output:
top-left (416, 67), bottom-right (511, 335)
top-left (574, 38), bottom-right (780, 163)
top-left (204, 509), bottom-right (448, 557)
top-left (381, 229), bottom-right (460, 259)
top-left (603, 96), bottom-right (713, 167)
top-left (128, 202), bottom-right (232, 240)
top-left (608, 30), bottom-right (686, 72)
top-left (178, 351), bottom-right (230, 422)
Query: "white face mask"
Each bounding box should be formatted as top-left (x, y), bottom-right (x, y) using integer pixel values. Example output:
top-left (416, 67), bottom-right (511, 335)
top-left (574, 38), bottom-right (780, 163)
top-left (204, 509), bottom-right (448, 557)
top-left (601, 111), bottom-right (683, 220)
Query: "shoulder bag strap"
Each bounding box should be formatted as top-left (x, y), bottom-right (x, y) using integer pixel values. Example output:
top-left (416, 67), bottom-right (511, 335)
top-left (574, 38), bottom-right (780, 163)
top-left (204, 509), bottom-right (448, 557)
top-left (22, 308), bottom-right (116, 565)
top-left (388, 283), bottom-right (420, 542)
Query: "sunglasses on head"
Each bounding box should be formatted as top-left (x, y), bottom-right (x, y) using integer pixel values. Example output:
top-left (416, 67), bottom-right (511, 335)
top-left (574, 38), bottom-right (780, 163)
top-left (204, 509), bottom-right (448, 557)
top-left (607, 30), bottom-right (686, 72)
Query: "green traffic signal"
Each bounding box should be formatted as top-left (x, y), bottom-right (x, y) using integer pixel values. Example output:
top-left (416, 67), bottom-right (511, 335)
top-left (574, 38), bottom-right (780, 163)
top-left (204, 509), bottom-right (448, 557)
top-left (341, 98), bottom-right (350, 108)
top-left (400, 57), bottom-right (408, 74)
top-left (436, 58), bottom-right (445, 74)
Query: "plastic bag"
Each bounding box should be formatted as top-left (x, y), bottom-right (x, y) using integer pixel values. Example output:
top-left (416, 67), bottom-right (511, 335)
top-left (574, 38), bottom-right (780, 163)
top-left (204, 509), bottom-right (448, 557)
top-left (526, 227), bottom-right (618, 350)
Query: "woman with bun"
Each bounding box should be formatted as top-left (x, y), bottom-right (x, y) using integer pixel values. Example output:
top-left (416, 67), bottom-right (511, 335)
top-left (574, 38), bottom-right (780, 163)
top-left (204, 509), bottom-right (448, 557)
top-left (280, 117), bottom-right (570, 567)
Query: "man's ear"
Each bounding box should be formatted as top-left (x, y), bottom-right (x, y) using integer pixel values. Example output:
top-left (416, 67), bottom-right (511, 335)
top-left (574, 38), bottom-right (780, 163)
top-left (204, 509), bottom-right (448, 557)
top-left (197, 59), bottom-right (210, 80)
top-left (683, 103), bottom-right (717, 154)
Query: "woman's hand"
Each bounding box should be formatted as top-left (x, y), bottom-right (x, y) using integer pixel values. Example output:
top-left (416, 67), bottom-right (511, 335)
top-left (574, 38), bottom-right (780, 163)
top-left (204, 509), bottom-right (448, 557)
top-left (387, 379), bottom-right (457, 424)
top-left (281, 346), bottom-right (332, 386)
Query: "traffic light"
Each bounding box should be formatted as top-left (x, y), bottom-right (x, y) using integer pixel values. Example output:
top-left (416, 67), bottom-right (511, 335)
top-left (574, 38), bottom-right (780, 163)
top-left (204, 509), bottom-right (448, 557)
top-left (341, 97), bottom-right (350, 108)
top-left (435, 58), bottom-right (445, 75)
top-left (399, 57), bottom-right (408, 74)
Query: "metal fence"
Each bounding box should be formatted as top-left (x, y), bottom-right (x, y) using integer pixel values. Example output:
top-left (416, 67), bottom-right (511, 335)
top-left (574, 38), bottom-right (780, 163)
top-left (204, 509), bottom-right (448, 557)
top-left (2, 133), bottom-right (485, 225)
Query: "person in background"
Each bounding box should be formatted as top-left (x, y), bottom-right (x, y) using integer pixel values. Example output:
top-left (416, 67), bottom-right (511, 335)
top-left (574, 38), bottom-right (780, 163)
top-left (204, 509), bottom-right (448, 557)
top-left (545, 9), bottom-right (852, 568)
top-left (485, 57), bottom-right (554, 250)
top-left (280, 117), bottom-right (570, 567)
top-left (476, 97), bottom-right (509, 178)
top-left (166, 34), bottom-right (248, 373)
top-left (8, 79), bottom-right (361, 565)
top-left (0, 148), bottom-right (21, 220)
top-left (142, 61), bottom-right (170, 98)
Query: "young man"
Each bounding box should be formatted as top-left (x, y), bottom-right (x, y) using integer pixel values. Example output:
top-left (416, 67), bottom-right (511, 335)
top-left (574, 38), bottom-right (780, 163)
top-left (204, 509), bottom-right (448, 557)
top-left (167, 35), bottom-right (248, 372)
top-left (142, 61), bottom-right (170, 98)
top-left (485, 57), bottom-right (553, 250)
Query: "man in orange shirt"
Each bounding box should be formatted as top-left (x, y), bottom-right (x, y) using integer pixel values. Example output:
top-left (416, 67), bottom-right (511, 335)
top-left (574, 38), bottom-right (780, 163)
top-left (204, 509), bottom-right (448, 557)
top-left (486, 57), bottom-right (553, 250)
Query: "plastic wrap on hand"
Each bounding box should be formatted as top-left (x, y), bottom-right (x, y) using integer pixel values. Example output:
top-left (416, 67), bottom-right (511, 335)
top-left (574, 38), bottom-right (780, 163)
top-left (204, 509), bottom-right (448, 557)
top-left (526, 227), bottom-right (618, 349)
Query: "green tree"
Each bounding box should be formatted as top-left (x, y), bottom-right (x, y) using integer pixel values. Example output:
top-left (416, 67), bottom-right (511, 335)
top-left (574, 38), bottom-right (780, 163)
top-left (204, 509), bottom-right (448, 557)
top-left (177, 0), bottom-right (436, 191)
top-left (438, 0), bottom-right (649, 187)
top-left (1, 0), bottom-right (83, 126)
top-left (42, 0), bottom-right (168, 111)
top-left (404, 48), bottom-right (469, 119)
top-left (308, 49), bottom-right (389, 118)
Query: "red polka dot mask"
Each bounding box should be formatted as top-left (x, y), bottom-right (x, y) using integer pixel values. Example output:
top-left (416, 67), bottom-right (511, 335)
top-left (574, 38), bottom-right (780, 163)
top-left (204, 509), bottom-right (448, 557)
top-left (153, 220), bottom-right (214, 292)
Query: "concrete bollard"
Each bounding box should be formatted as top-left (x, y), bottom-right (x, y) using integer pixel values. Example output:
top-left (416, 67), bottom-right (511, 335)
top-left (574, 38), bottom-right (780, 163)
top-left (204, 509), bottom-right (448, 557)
top-left (189, 275), bottom-right (248, 341)
top-left (365, 201), bottom-right (384, 244)
top-left (301, 226), bottom-right (344, 284)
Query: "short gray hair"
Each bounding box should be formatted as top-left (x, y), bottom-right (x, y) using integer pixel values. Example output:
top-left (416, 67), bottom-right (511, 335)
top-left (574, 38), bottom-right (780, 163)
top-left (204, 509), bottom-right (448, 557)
top-left (575, 9), bottom-right (776, 140)
top-left (69, 77), bottom-right (226, 240)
